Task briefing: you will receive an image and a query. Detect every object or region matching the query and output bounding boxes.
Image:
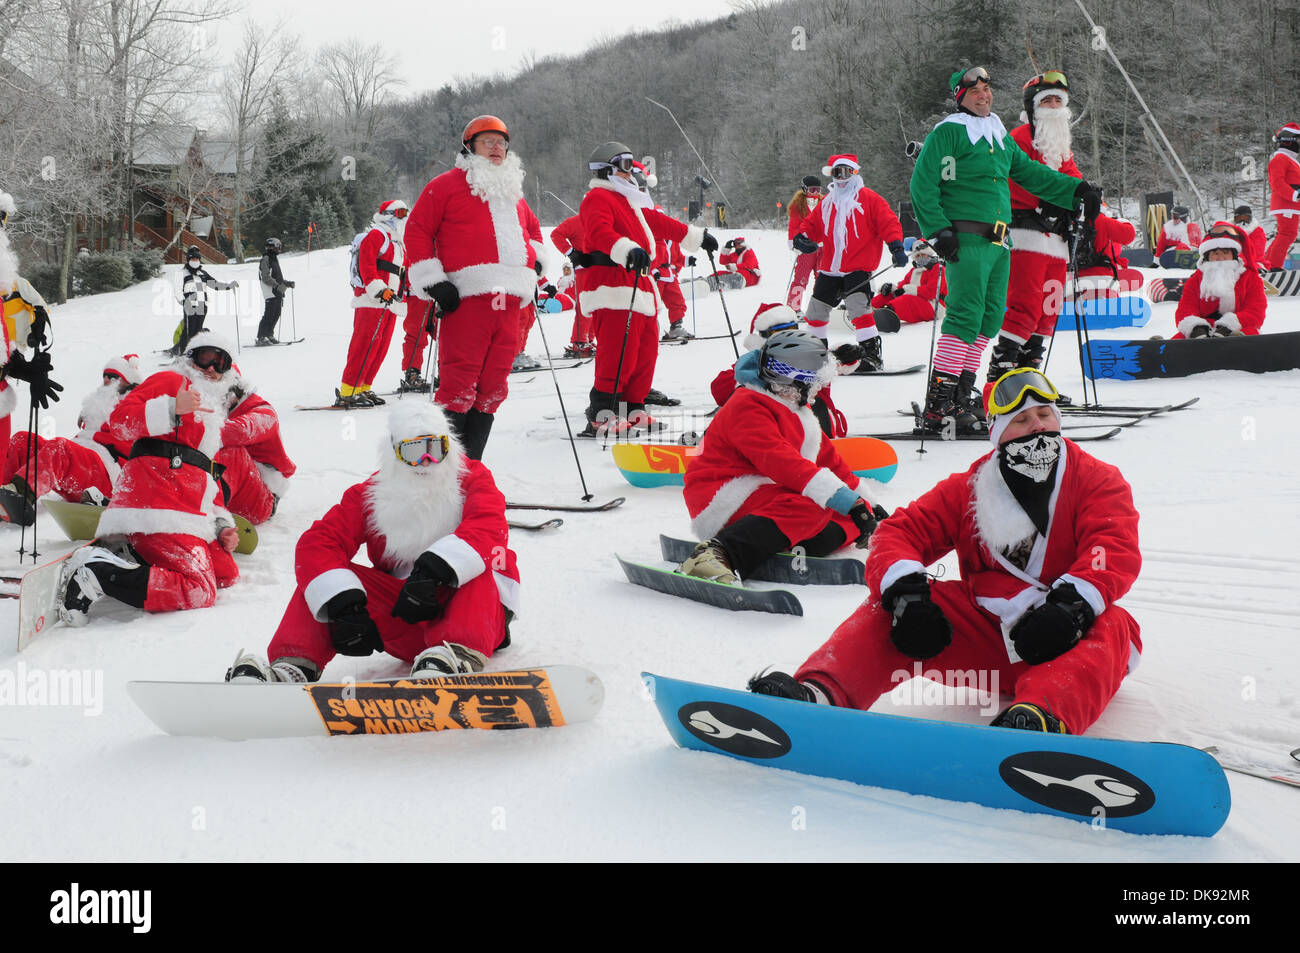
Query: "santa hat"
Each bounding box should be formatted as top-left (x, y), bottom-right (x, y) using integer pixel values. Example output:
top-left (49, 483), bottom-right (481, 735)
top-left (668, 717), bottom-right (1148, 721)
top-left (822, 154), bottom-right (860, 176)
top-left (1275, 123), bottom-right (1300, 145)
top-left (377, 200), bottom-right (408, 217)
top-left (910, 239), bottom-right (939, 263)
top-left (102, 354), bottom-right (143, 386)
top-left (631, 161), bottom-right (658, 190)
top-left (744, 303), bottom-right (800, 351)
top-left (1198, 221), bottom-right (1249, 264)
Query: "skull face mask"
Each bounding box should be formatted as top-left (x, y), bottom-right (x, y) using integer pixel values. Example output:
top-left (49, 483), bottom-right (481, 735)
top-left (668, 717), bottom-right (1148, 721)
top-left (998, 432), bottom-right (1062, 537)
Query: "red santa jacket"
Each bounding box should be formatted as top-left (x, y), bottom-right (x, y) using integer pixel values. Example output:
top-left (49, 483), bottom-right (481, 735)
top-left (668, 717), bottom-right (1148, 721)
top-left (405, 157), bottom-right (545, 303)
top-left (1268, 150), bottom-right (1300, 217)
top-left (218, 390), bottom-right (297, 498)
top-left (787, 197), bottom-right (821, 241)
top-left (894, 263), bottom-right (946, 303)
top-left (866, 441), bottom-right (1142, 656)
top-left (295, 458), bottom-right (520, 622)
top-left (684, 379), bottom-right (865, 540)
top-left (1238, 221), bottom-right (1268, 262)
top-left (352, 223), bottom-right (407, 316)
top-left (652, 207), bottom-right (687, 282)
top-left (550, 214), bottom-right (586, 257)
top-left (1007, 123), bottom-right (1082, 260)
top-left (1077, 213), bottom-right (1138, 277)
top-left (798, 185), bottom-right (902, 275)
top-left (1155, 219), bottom-right (1203, 257)
top-left (578, 178), bottom-right (703, 317)
top-left (97, 370), bottom-right (229, 540)
top-left (1173, 265), bottom-right (1268, 337)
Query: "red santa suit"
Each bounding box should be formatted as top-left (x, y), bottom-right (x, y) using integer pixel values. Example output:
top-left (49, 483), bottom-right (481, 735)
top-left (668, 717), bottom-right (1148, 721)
top-left (578, 176), bottom-right (704, 418)
top-left (266, 446), bottom-right (519, 672)
top-left (342, 214), bottom-right (406, 399)
top-left (653, 219), bottom-right (689, 328)
top-left (1264, 145), bottom-right (1300, 269)
top-left (1172, 225), bottom-right (1267, 338)
top-left (550, 214), bottom-right (592, 346)
top-left (872, 262), bottom-right (947, 324)
top-left (786, 196), bottom-right (822, 311)
top-left (1073, 211), bottom-right (1143, 299)
top-left (216, 385), bottom-right (296, 525)
top-left (405, 152), bottom-right (544, 415)
top-left (401, 296), bottom-right (434, 376)
top-left (1154, 217), bottom-right (1203, 258)
top-left (1003, 122), bottom-right (1082, 342)
top-left (97, 362), bottom-right (240, 612)
top-left (795, 439), bottom-right (1142, 734)
top-left (1237, 219), bottom-right (1267, 265)
top-left (718, 240), bottom-right (761, 287)
top-left (685, 364), bottom-right (868, 547)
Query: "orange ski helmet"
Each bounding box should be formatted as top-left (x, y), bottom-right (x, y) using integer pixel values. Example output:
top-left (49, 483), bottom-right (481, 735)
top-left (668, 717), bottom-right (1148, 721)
top-left (462, 115), bottom-right (510, 154)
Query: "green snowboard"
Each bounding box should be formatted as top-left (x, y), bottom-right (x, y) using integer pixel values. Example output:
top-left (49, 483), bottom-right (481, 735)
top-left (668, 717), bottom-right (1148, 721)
top-left (43, 499), bottom-right (259, 555)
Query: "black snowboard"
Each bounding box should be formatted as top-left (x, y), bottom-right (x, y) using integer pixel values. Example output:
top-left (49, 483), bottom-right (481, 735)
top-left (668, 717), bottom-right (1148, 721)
top-left (1083, 330), bottom-right (1300, 380)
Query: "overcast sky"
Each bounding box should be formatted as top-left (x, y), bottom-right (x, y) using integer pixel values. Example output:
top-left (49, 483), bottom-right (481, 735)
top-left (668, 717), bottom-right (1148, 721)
top-left (213, 0), bottom-right (743, 96)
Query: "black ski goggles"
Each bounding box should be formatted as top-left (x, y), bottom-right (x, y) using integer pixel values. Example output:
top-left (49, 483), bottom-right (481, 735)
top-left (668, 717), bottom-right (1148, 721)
top-left (190, 347), bottom-right (232, 374)
top-left (610, 154), bottom-right (635, 173)
top-left (829, 165), bottom-right (857, 180)
top-left (394, 434), bottom-right (450, 467)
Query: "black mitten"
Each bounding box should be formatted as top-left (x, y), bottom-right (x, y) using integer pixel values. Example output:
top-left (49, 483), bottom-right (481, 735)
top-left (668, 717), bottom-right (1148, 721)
top-left (324, 590), bottom-right (384, 656)
top-left (881, 572), bottom-right (952, 659)
top-left (392, 552), bottom-right (458, 624)
top-left (1009, 583), bottom-right (1095, 665)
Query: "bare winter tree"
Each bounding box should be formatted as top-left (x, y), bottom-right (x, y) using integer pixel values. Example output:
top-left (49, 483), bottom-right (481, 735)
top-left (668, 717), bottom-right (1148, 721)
top-left (317, 39), bottom-right (404, 152)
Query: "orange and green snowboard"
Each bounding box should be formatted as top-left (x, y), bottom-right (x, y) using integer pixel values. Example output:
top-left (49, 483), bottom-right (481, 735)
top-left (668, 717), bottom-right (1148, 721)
top-left (610, 437), bottom-right (898, 489)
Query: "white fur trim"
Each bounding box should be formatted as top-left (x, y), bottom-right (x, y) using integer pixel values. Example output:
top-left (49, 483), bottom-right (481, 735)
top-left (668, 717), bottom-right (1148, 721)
top-left (351, 296), bottom-right (406, 316)
top-left (1216, 312), bottom-right (1242, 334)
top-left (1057, 573), bottom-right (1106, 619)
top-left (1177, 315), bottom-right (1211, 338)
top-left (610, 237), bottom-right (641, 267)
top-left (879, 559), bottom-right (927, 598)
top-left (364, 278), bottom-right (387, 298)
top-left (408, 257), bottom-right (448, 296)
top-left (679, 226), bottom-right (705, 253)
top-left (304, 568), bottom-right (366, 621)
top-left (690, 474), bottom-right (774, 541)
top-left (579, 283), bottom-right (658, 317)
top-left (972, 455), bottom-right (1038, 558)
top-left (96, 505), bottom-right (218, 541)
top-left (0, 383), bottom-right (14, 419)
top-left (144, 394), bottom-right (175, 436)
top-left (446, 262), bottom-right (536, 300)
top-left (802, 467), bottom-right (850, 507)
top-left (1009, 228), bottom-right (1068, 260)
top-left (257, 462), bottom-right (290, 498)
top-left (1197, 236), bottom-right (1242, 257)
top-left (427, 533), bottom-right (486, 585)
top-left (531, 240), bottom-right (548, 274)
top-left (493, 571), bottom-right (521, 615)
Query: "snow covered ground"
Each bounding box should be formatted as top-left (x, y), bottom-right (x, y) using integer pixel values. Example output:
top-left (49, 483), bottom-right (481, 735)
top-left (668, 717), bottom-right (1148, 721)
top-left (1, 229), bottom-right (1296, 862)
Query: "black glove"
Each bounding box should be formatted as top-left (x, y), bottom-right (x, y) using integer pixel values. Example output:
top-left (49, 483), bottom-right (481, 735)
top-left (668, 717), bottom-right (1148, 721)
top-left (1075, 181), bottom-right (1103, 223)
top-left (533, 259), bottom-right (544, 276)
top-left (324, 590), bottom-right (384, 657)
top-left (888, 241), bottom-right (908, 268)
top-left (831, 343), bottom-right (863, 366)
top-left (878, 282), bottom-right (894, 297)
top-left (686, 256), bottom-right (697, 267)
top-left (931, 229), bottom-right (960, 262)
top-left (625, 246), bottom-right (652, 272)
top-left (792, 233), bottom-right (818, 255)
top-left (285, 280), bottom-right (296, 289)
top-left (392, 551), bottom-right (458, 624)
top-left (1009, 583), bottom-right (1096, 665)
top-left (723, 239), bottom-right (735, 250)
top-left (543, 283), bottom-right (558, 296)
top-left (700, 231), bottom-right (719, 254)
top-left (880, 572), bottom-right (952, 659)
top-left (427, 281), bottom-right (460, 315)
top-left (27, 305), bottom-right (49, 348)
top-left (5, 349), bottom-right (62, 408)
top-left (847, 500), bottom-right (889, 547)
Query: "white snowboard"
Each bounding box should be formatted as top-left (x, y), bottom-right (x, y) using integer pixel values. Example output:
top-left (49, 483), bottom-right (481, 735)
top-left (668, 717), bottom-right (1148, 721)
top-left (127, 665), bottom-right (605, 740)
top-left (17, 548), bottom-right (80, 652)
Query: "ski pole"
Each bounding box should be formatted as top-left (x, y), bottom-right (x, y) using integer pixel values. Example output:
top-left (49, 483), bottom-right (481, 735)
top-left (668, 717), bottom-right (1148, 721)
top-left (18, 394), bottom-right (38, 562)
top-left (423, 307), bottom-right (439, 398)
top-left (705, 247), bottom-right (741, 360)
top-left (533, 298), bottom-right (593, 500)
top-left (290, 287), bottom-right (298, 341)
top-left (915, 295), bottom-right (942, 457)
top-left (611, 277), bottom-right (640, 428)
top-left (689, 257), bottom-right (697, 335)
top-left (1066, 217), bottom-right (1100, 408)
top-left (231, 286), bottom-right (242, 354)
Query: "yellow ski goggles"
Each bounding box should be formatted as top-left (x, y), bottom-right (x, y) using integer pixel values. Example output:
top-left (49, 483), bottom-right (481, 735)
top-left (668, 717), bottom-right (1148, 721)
top-left (987, 368), bottom-right (1060, 418)
top-left (395, 434), bottom-right (450, 467)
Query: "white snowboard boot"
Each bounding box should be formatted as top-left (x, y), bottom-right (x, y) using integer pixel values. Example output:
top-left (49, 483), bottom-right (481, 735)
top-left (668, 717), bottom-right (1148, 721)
top-left (57, 545), bottom-right (143, 626)
top-left (225, 650), bottom-right (319, 683)
top-left (410, 642), bottom-right (488, 678)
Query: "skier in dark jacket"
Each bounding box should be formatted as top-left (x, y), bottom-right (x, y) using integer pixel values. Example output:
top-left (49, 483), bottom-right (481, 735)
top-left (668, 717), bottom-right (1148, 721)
top-left (256, 237), bottom-right (295, 344)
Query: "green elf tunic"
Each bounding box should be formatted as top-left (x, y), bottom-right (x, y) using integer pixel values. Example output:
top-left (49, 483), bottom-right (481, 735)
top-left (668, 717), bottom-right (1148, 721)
top-left (910, 113), bottom-right (1083, 343)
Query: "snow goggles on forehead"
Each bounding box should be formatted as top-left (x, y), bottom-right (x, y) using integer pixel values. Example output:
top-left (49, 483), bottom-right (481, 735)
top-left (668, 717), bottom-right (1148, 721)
top-left (1025, 70), bottom-right (1067, 91)
top-left (958, 66), bottom-right (990, 88)
top-left (987, 368), bottom-right (1059, 417)
top-left (395, 434), bottom-right (450, 467)
top-left (190, 347), bottom-right (232, 374)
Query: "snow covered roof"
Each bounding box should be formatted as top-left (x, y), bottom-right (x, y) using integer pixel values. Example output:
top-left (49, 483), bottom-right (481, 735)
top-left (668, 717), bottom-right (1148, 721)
top-left (131, 125), bottom-right (198, 167)
top-left (199, 138), bottom-right (255, 175)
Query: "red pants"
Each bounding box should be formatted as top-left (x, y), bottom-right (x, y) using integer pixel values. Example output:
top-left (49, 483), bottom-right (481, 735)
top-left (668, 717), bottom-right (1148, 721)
top-left (267, 565), bottom-right (508, 670)
top-left (787, 252), bottom-right (818, 310)
top-left (592, 307), bottom-right (658, 402)
top-left (1264, 215), bottom-right (1299, 269)
top-left (657, 278), bottom-right (687, 324)
top-left (516, 303), bottom-right (537, 352)
top-left (3, 434), bottom-right (112, 501)
top-left (434, 296), bottom-right (520, 414)
top-left (871, 292), bottom-right (936, 324)
top-left (403, 298), bottom-right (433, 371)
top-left (216, 446), bottom-right (276, 525)
top-left (342, 306), bottom-right (398, 392)
top-left (795, 578), bottom-right (1137, 734)
top-left (129, 532), bottom-right (239, 613)
top-left (1004, 251), bottom-right (1067, 340)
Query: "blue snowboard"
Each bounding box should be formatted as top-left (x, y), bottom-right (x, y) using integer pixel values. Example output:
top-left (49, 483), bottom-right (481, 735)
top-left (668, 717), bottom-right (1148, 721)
top-left (643, 672), bottom-right (1230, 837)
top-left (1055, 294), bottom-right (1151, 331)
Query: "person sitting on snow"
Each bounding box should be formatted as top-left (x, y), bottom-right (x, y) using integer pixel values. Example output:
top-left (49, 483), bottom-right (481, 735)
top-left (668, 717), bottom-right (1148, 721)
top-left (216, 368), bottom-right (297, 526)
top-left (226, 401), bottom-right (519, 684)
top-left (718, 236), bottom-right (761, 287)
top-left (1172, 222), bottom-right (1267, 338)
top-left (870, 239), bottom-right (947, 330)
top-left (680, 329), bottom-right (888, 586)
top-left (0, 355), bottom-right (143, 525)
top-left (748, 367), bottom-right (1143, 736)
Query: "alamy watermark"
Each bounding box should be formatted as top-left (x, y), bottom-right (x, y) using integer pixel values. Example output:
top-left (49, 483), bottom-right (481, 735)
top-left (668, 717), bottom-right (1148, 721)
top-left (888, 662), bottom-right (1000, 716)
top-left (0, 662), bottom-right (103, 715)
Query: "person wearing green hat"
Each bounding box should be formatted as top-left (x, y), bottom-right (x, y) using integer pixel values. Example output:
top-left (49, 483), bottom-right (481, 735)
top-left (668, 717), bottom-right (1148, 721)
top-left (909, 66), bottom-right (1102, 435)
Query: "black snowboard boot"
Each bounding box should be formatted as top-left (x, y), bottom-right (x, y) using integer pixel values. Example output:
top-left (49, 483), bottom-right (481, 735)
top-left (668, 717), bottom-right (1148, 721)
top-left (992, 702), bottom-right (1068, 734)
top-left (851, 335), bottom-right (884, 374)
top-left (747, 670), bottom-right (816, 702)
top-left (0, 475), bottom-right (37, 526)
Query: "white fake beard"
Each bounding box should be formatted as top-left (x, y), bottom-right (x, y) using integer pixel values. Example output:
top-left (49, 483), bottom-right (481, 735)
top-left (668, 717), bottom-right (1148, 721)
top-left (458, 151), bottom-right (525, 205)
top-left (78, 383), bottom-right (126, 435)
top-left (0, 230), bottom-right (18, 291)
top-left (366, 439), bottom-right (467, 576)
top-left (1165, 220), bottom-right (1189, 244)
top-left (1198, 258), bottom-right (1244, 305)
top-left (1032, 105), bottom-right (1073, 171)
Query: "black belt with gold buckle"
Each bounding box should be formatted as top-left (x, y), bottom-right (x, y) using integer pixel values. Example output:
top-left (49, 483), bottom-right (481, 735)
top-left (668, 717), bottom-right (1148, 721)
top-left (951, 220), bottom-right (1009, 246)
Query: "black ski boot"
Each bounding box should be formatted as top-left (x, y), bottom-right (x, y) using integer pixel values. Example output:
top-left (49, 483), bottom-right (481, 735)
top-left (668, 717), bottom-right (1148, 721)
top-left (985, 335), bottom-right (1023, 386)
top-left (917, 371), bottom-right (979, 435)
top-left (0, 475), bottom-right (37, 526)
top-left (957, 369), bottom-right (989, 434)
top-left (463, 409), bottom-right (494, 461)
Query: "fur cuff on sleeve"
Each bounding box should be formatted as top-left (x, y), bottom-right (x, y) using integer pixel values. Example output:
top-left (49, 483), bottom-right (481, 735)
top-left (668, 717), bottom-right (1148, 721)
top-left (1216, 311), bottom-right (1242, 334)
top-left (407, 257), bottom-right (449, 297)
top-left (1177, 315), bottom-right (1210, 338)
top-left (610, 237), bottom-right (641, 268)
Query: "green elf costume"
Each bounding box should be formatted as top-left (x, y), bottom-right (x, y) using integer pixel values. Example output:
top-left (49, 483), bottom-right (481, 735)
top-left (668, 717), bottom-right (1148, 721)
top-left (909, 66), bottom-right (1100, 434)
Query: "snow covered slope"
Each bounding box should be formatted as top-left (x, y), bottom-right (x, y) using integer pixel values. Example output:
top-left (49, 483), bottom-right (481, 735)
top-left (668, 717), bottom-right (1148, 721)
top-left (1, 230), bottom-right (1296, 861)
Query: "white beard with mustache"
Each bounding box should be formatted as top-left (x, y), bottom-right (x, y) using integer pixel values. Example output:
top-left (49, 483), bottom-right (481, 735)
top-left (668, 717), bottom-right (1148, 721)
top-left (1198, 258), bottom-right (1243, 308)
top-left (1032, 105), bottom-right (1073, 171)
top-left (458, 150), bottom-right (525, 205)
